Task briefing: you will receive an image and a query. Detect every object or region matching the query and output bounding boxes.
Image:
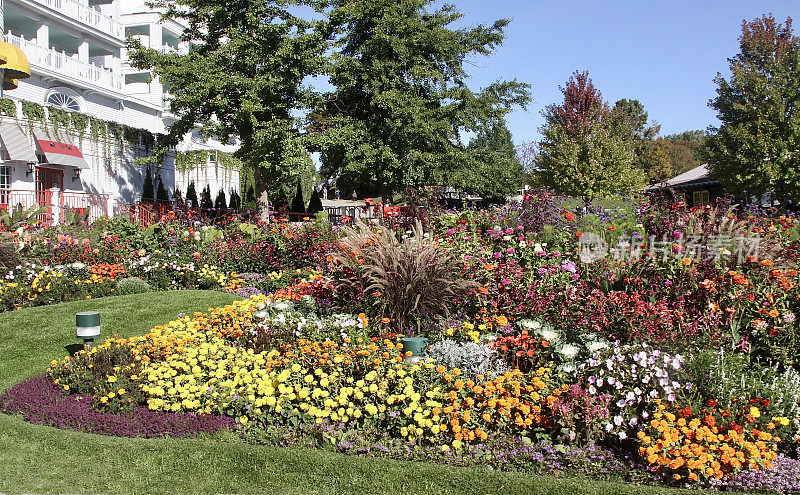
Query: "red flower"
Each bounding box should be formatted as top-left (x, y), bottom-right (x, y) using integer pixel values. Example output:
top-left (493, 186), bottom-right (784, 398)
top-left (679, 406), bottom-right (693, 418)
top-left (707, 399), bottom-right (718, 408)
top-left (564, 211), bottom-right (574, 221)
top-left (575, 231), bottom-right (583, 238)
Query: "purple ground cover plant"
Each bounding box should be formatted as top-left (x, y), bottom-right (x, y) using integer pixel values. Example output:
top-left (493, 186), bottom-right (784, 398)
top-left (0, 375), bottom-right (235, 438)
top-left (705, 450), bottom-right (800, 493)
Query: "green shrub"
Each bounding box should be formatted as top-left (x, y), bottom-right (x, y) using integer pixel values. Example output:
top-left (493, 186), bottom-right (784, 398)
top-left (115, 277), bottom-right (151, 295)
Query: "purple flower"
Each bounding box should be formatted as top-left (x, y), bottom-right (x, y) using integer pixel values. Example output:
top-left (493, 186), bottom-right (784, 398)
top-left (0, 375), bottom-right (234, 439)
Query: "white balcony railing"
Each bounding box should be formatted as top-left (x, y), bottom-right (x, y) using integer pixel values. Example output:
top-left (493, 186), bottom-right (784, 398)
top-left (27, 0), bottom-right (124, 39)
top-left (5, 33), bottom-right (124, 94)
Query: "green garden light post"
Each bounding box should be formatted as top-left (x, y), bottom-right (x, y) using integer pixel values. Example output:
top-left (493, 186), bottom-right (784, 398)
top-left (76, 311), bottom-right (100, 347)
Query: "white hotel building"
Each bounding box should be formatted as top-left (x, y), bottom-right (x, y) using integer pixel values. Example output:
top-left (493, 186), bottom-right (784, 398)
top-left (0, 0), bottom-right (239, 221)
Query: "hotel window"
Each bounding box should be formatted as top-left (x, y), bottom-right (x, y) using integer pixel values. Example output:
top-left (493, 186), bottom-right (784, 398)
top-left (45, 87), bottom-right (84, 113)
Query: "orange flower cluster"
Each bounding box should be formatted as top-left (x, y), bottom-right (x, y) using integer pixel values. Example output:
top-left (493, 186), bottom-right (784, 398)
top-left (492, 329), bottom-right (550, 372)
top-left (638, 402), bottom-right (779, 482)
top-left (769, 268), bottom-right (796, 291)
top-left (224, 276), bottom-right (245, 293)
top-left (268, 274), bottom-right (326, 302)
top-left (88, 263), bottom-right (126, 280)
top-left (436, 367), bottom-right (552, 442)
top-left (279, 337), bottom-right (403, 371)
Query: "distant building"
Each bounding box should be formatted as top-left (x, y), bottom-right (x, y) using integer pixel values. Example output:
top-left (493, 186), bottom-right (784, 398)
top-left (0, 0), bottom-right (238, 221)
top-left (645, 164), bottom-right (722, 207)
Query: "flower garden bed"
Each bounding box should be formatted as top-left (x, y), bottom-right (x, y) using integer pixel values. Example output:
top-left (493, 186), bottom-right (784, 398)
top-left (2, 196), bottom-right (800, 492)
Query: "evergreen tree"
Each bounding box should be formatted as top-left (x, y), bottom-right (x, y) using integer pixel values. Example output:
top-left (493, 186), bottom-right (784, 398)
top-left (214, 189), bottom-right (227, 209)
top-left (186, 181), bottom-right (198, 208)
top-left (314, 0), bottom-right (530, 197)
top-left (142, 166), bottom-right (154, 201)
top-left (200, 185), bottom-right (213, 209)
top-left (706, 15), bottom-right (800, 206)
top-left (155, 175), bottom-right (169, 201)
top-left (229, 189), bottom-right (242, 210)
top-left (457, 120), bottom-right (524, 200)
top-left (173, 187), bottom-right (185, 209)
top-left (307, 187), bottom-right (323, 214)
top-left (290, 180), bottom-right (305, 213)
top-left (244, 183), bottom-right (256, 211)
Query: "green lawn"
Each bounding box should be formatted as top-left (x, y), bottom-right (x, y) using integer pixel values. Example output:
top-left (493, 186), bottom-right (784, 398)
top-left (0, 291), bottom-right (706, 494)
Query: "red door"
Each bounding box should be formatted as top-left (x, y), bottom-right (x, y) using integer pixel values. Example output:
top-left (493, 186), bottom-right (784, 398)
top-left (36, 167), bottom-right (64, 225)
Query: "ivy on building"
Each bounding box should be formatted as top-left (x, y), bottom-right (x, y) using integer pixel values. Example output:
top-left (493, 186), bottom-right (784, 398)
top-left (0, 98), bottom-right (16, 118)
top-left (7, 99), bottom-right (157, 159)
top-left (175, 149), bottom-right (242, 173)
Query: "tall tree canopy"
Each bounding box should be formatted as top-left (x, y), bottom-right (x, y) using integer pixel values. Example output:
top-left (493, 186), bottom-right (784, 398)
top-left (457, 120), bottom-right (524, 200)
top-left (705, 15), bottom-right (800, 206)
top-left (313, 0), bottom-right (530, 198)
top-left (127, 0), bottom-right (326, 212)
top-left (608, 99), bottom-right (670, 184)
top-left (537, 71), bottom-right (644, 201)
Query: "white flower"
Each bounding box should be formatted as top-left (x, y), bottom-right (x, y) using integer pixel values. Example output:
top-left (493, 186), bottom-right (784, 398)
top-left (558, 344), bottom-right (580, 360)
top-left (540, 329), bottom-right (559, 342)
top-left (588, 341), bottom-right (609, 353)
top-left (618, 431), bottom-right (628, 440)
top-left (503, 235), bottom-right (512, 241)
top-left (272, 302), bottom-right (291, 312)
top-left (518, 241), bottom-right (527, 248)
top-left (613, 415), bottom-right (623, 426)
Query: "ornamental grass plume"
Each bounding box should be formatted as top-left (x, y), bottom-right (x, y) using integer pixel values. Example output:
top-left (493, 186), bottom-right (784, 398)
top-left (331, 220), bottom-right (478, 334)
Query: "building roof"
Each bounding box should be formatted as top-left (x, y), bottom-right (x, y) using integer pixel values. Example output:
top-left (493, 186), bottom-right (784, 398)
top-left (646, 164), bottom-right (718, 191)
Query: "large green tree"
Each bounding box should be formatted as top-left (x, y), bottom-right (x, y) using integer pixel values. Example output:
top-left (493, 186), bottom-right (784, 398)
top-left (457, 120), bottom-right (524, 200)
top-left (706, 15), bottom-right (800, 206)
top-left (312, 0), bottom-right (530, 198)
top-left (537, 71), bottom-right (644, 201)
top-left (608, 99), bottom-right (671, 184)
top-left (127, 0), bottom-right (326, 216)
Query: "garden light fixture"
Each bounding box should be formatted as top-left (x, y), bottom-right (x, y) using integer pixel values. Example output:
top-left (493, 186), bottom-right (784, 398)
top-left (76, 311), bottom-right (100, 347)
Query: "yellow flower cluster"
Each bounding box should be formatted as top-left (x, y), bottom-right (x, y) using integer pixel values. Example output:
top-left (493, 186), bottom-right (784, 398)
top-left (444, 321), bottom-right (483, 343)
top-left (197, 264), bottom-right (237, 289)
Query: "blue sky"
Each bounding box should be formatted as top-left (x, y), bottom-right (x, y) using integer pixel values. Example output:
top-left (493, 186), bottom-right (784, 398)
top-left (451, 0), bottom-right (798, 146)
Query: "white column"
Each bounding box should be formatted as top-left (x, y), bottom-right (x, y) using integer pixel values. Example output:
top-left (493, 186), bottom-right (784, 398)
top-left (78, 40), bottom-right (89, 63)
top-left (49, 186), bottom-right (61, 225)
top-left (149, 23), bottom-right (162, 50)
top-left (36, 24), bottom-right (49, 48)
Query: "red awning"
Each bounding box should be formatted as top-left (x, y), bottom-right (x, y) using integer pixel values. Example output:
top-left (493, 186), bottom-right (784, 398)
top-left (32, 128), bottom-right (90, 169)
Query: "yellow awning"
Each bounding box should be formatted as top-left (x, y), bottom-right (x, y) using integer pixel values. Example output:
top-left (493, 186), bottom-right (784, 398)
top-left (0, 42), bottom-right (30, 79)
